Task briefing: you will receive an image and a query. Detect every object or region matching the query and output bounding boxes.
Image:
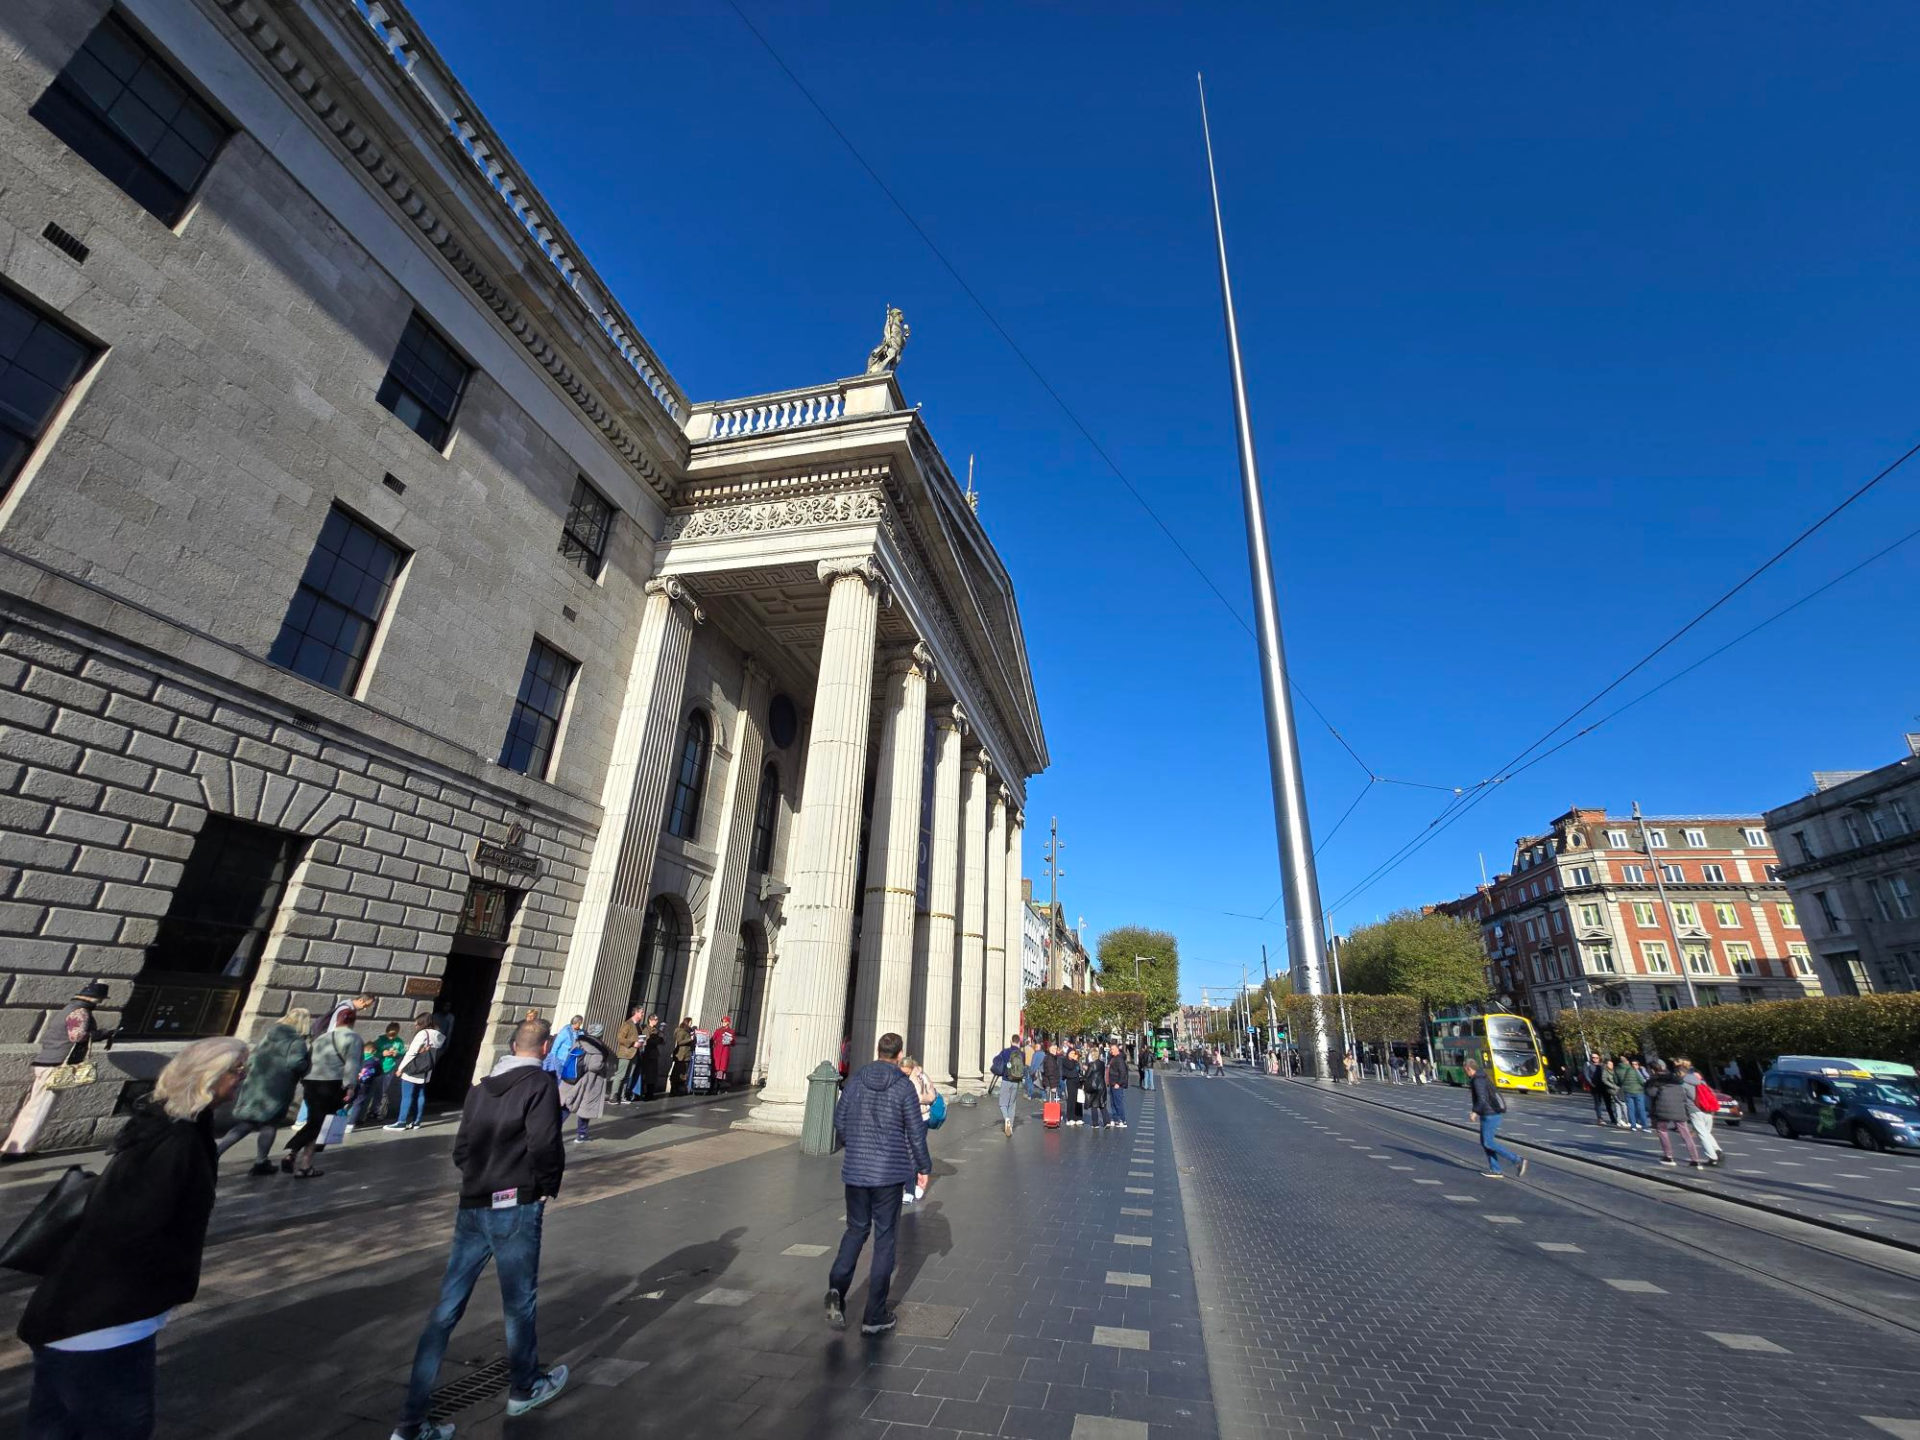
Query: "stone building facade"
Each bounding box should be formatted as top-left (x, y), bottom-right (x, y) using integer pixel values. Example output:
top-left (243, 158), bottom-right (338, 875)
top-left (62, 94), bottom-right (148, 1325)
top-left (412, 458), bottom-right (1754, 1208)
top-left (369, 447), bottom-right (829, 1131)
top-left (1437, 806), bottom-right (1818, 1032)
top-left (0, 0), bottom-right (1043, 1144)
top-left (1764, 736), bottom-right (1920, 996)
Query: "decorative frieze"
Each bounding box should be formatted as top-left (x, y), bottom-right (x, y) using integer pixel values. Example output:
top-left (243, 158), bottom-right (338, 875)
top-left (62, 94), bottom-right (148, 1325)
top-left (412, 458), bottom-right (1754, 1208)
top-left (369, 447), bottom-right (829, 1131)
top-left (663, 489), bottom-right (884, 543)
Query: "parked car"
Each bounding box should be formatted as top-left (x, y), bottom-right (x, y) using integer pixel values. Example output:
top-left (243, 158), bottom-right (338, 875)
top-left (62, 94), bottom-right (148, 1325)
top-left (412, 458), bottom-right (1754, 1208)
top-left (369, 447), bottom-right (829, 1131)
top-left (1710, 1089), bottom-right (1743, 1126)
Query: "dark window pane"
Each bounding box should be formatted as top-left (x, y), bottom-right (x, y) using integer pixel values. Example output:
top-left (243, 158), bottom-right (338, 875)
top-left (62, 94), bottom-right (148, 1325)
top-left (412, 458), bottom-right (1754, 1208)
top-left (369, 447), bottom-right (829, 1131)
top-left (498, 640), bottom-right (575, 779)
top-left (376, 314), bottom-right (468, 447)
top-left (126, 816), bottom-right (301, 1039)
top-left (30, 14), bottom-right (228, 226)
top-left (666, 712), bottom-right (710, 840)
top-left (749, 763), bottom-right (780, 872)
top-left (0, 290), bottom-right (96, 494)
top-left (628, 900), bottom-right (683, 1018)
top-left (269, 506), bottom-right (406, 694)
top-left (559, 478), bottom-right (613, 577)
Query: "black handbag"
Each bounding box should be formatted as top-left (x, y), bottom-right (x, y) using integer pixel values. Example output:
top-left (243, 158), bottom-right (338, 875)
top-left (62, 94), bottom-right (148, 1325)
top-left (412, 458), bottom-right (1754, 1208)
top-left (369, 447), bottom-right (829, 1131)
top-left (0, 1164), bottom-right (95, 1275)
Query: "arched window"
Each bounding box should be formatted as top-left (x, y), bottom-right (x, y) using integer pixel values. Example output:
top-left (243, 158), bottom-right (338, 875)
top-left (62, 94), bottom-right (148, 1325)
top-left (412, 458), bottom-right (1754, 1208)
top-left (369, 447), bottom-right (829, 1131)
top-left (665, 710), bottom-right (710, 840)
top-left (629, 897), bottom-right (682, 1018)
top-left (749, 762), bottom-right (780, 872)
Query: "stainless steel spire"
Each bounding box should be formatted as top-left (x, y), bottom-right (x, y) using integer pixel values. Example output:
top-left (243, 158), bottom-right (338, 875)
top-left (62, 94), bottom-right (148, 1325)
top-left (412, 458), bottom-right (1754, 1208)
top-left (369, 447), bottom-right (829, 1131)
top-left (1198, 76), bottom-right (1331, 1065)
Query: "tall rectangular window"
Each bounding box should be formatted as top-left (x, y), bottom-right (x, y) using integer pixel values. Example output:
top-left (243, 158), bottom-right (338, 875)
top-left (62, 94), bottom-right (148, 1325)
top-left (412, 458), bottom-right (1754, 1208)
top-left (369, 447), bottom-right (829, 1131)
top-left (1788, 942), bottom-right (1813, 976)
top-left (268, 506), bottom-right (405, 693)
top-left (30, 13), bottom-right (229, 226)
top-left (1725, 942), bottom-right (1755, 976)
top-left (1701, 863), bottom-right (1727, 883)
top-left (1713, 903), bottom-right (1739, 927)
top-left (1660, 864), bottom-right (1685, 885)
top-left (1633, 902), bottom-right (1657, 927)
top-left (1671, 902), bottom-right (1699, 927)
top-left (1621, 864), bottom-right (1646, 883)
top-left (376, 312), bottom-right (469, 447)
top-left (1589, 945), bottom-right (1616, 973)
top-left (122, 815), bottom-right (301, 1038)
top-left (1641, 941), bottom-right (1672, 973)
top-left (499, 638), bottom-right (576, 779)
top-left (559, 477), bottom-right (614, 578)
top-left (1568, 865), bottom-right (1594, 887)
top-left (1577, 903), bottom-right (1602, 928)
top-left (0, 291), bottom-right (96, 493)
top-left (1779, 902), bottom-right (1797, 929)
top-left (1684, 943), bottom-right (1713, 975)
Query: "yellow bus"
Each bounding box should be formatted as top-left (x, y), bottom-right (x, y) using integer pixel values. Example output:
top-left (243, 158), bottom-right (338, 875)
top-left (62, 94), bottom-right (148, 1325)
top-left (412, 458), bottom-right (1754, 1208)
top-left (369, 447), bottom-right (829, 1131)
top-left (1431, 1011), bottom-right (1547, 1093)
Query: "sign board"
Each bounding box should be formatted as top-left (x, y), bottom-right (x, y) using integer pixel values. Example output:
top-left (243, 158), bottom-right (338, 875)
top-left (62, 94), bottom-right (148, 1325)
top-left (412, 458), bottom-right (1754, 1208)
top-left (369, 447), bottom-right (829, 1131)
top-left (690, 1031), bottom-right (713, 1094)
top-left (402, 976), bottom-right (442, 999)
top-left (473, 822), bottom-right (541, 878)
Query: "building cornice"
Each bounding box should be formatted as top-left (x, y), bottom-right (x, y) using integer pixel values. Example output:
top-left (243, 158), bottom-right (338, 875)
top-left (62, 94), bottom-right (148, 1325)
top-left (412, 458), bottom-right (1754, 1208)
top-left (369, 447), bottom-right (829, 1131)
top-left (206, 0), bottom-right (687, 503)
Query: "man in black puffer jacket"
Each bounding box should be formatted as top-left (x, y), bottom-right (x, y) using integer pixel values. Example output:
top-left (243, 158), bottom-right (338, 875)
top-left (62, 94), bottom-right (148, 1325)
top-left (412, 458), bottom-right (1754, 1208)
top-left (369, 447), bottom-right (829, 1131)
top-left (393, 1018), bottom-right (569, 1440)
top-left (826, 1032), bottom-right (930, 1337)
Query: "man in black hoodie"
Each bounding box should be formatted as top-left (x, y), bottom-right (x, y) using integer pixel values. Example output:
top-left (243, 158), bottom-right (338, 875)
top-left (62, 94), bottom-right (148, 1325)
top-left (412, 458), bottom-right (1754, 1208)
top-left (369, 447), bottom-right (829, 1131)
top-left (391, 1019), bottom-right (569, 1440)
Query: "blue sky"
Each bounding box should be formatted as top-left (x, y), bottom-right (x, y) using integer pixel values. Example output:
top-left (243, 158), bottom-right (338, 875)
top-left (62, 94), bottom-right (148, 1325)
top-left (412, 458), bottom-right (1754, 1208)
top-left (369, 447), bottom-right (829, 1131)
top-left (409, 1), bottom-right (1920, 1002)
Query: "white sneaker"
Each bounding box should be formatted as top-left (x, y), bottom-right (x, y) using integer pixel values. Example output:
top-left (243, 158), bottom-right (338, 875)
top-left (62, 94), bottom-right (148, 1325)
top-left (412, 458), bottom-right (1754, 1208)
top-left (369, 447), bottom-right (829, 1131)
top-left (383, 1123), bottom-right (406, 1132)
top-left (389, 1424), bottom-right (455, 1440)
top-left (505, 1366), bottom-right (568, 1417)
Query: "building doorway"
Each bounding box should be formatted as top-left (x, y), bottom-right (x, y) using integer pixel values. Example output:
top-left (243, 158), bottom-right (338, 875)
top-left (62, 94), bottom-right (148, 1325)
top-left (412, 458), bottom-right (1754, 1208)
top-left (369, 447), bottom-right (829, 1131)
top-left (429, 882), bottom-right (516, 1099)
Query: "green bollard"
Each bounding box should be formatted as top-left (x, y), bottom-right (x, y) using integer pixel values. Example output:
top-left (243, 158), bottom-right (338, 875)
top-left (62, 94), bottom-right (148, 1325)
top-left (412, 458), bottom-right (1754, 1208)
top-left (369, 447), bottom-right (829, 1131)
top-left (800, 1060), bottom-right (841, 1156)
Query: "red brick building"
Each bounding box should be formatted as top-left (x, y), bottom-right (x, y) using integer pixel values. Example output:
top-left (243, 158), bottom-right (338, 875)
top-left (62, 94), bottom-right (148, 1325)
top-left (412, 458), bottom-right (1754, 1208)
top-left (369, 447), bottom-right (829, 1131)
top-left (1435, 807), bottom-right (1821, 1030)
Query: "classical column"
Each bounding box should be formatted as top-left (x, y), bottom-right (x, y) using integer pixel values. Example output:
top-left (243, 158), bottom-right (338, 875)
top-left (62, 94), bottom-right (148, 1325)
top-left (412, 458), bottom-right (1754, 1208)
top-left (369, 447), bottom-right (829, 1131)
top-left (912, 705), bottom-right (965, 1087)
top-left (745, 558), bottom-right (885, 1132)
top-left (555, 577), bottom-right (701, 1024)
top-left (1004, 808), bottom-right (1026, 1040)
top-left (684, 658), bottom-right (772, 1025)
top-left (849, 644), bottom-right (934, 1061)
top-left (952, 748), bottom-right (990, 1088)
top-left (981, 782), bottom-right (1008, 1072)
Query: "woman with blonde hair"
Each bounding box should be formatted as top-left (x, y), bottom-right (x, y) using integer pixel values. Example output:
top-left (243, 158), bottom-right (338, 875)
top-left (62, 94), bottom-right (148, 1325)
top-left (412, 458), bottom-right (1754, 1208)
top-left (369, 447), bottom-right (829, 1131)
top-left (217, 1007), bottom-right (310, 1175)
top-left (20, 1036), bottom-right (246, 1437)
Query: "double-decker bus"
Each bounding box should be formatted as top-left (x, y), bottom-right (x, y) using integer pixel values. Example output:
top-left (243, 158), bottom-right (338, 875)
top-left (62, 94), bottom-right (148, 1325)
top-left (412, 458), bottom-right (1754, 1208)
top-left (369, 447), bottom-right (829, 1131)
top-left (1430, 1011), bottom-right (1547, 1092)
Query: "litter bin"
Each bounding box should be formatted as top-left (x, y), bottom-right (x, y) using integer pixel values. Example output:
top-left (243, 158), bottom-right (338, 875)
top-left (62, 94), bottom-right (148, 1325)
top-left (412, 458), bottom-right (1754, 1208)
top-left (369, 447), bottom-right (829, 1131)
top-left (801, 1060), bottom-right (841, 1156)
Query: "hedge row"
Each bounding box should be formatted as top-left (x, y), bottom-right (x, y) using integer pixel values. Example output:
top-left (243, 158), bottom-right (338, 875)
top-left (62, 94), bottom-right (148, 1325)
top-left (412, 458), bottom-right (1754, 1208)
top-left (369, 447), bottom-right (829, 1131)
top-left (1553, 994), bottom-right (1920, 1070)
top-left (1022, 988), bottom-right (1148, 1039)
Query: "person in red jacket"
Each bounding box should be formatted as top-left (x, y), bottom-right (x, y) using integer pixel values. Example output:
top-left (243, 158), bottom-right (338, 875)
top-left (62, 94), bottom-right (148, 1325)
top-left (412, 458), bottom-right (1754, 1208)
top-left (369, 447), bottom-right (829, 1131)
top-left (711, 1015), bottom-right (736, 1090)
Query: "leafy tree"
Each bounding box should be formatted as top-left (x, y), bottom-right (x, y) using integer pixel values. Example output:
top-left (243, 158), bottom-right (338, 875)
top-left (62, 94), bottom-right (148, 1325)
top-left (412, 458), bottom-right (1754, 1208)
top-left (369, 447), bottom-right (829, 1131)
top-left (1552, 1007), bottom-right (1652, 1061)
top-left (1096, 927), bottom-right (1180, 1028)
top-left (1337, 910), bottom-right (1488, 1010)
top-left (1023, 988), bottom-right (1082, 1039)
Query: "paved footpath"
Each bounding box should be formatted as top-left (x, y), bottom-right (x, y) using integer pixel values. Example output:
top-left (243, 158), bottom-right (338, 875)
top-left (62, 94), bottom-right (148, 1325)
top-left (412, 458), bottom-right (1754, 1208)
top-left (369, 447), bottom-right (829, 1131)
top-left (0, 1081), bottom-right (1212, 1440)
top-left (1166, 1070), bottom-right (1920, 1440)
top-left (1288, 1073), bottom-right (1920, 1249)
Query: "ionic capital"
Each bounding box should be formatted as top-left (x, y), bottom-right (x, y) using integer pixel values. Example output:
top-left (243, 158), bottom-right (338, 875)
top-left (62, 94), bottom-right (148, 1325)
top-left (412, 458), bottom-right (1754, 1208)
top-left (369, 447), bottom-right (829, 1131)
top-left (885, 641), bottom-right (936, 684)
top-left (934, 702), bottom-right (969, 736)
top-left (964, 746), bottom-right (991, 777)
top-left (817, 555), bottom-right (887, 596)
top-left (644, 576), bottom-right (705, 624)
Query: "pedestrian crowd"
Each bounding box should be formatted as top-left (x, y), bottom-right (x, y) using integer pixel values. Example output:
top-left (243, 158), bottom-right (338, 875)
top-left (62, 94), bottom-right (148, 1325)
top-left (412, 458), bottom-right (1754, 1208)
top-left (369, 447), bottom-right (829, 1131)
top-left (0, 979), bottom-right (764, 1440)
top-left (1581, 1050), bottom-right (1724, 1167)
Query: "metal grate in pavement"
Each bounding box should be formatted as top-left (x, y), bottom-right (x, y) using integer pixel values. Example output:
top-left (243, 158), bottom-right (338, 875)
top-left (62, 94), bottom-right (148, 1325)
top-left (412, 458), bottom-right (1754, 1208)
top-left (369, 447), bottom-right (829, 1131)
top-left (892, 1302), bottom-right (964, 1338)
top-left (427, 1357), bottom-right (511, 1419)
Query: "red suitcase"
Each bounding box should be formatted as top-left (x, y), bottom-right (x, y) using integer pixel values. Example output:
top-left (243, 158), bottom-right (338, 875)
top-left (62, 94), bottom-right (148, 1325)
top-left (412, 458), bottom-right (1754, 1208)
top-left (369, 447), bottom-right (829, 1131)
top-left (1042, 1099), bottom-right (1062, 1129)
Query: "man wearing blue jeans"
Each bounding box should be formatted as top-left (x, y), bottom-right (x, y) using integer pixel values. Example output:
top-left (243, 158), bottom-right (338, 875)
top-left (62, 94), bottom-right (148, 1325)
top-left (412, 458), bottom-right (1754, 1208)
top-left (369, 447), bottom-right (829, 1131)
top-left (392, 1019), bottom-right (569, 1440)
top-left (1465, 1058), bottom-right (1526, 1179)
top-left (827, 1033), bottom-right (931, 1336)
top-left (990, 1034), bottom-right (1024, 1137)
top-left (1106, 1042), bottom-right (1129, 1128)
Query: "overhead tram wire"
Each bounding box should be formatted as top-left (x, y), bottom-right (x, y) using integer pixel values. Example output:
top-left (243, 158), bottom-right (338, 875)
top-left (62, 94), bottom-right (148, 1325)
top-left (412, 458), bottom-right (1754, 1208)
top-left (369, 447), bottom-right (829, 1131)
top-left (1324, 506), bottom-right (1920, 913)
top-left (723, 2), bottom-right (1473, 799)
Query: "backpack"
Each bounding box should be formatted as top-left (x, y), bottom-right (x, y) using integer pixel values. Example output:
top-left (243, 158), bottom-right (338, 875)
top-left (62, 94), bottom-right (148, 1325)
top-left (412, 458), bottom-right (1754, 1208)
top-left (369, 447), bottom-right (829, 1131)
top-left (927, 1093), bottom-right (947, 1129)
top-left (1694, 1082), bottom-right (1720, 1114)
top-left (990, 1051), bottom-right (1008, 1079)
top-left (1005, 1050), bottom-right (1026, 1083)
top-left (560, 1044), bottom-right (584, 1083)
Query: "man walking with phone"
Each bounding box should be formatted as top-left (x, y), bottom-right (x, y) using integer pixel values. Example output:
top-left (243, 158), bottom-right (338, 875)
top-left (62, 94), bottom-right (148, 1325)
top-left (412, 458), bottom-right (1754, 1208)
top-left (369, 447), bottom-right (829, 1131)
top-left (826, 1032), bottom-right (930, 1337)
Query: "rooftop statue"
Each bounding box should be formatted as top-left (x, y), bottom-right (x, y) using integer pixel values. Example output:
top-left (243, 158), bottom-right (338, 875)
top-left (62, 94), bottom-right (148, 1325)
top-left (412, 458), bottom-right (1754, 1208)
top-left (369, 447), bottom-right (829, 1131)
top-left (865, 305), bottom-right (909, 374)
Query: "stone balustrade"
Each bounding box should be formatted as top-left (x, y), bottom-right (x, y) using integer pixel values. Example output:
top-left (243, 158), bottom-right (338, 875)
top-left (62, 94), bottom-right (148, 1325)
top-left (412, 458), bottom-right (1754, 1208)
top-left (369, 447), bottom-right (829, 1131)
top-left (702, 387), bottom-right (848, 440)
top-left (347, 1), bottom-right (684, 421)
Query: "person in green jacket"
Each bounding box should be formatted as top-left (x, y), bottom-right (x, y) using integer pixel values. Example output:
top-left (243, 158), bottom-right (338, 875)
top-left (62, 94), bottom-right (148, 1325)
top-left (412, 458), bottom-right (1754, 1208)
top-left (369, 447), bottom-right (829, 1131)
top-left (217, 1008), bottom-right (312, 1175)
top-left (1614, 1055), bottom-right (1649, 1130)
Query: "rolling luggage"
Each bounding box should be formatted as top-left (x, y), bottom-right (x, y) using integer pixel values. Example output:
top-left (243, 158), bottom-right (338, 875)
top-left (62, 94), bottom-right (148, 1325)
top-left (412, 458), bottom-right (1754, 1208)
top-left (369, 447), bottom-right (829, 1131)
top-left (1043, 1099), bottom-right (1062, 1129)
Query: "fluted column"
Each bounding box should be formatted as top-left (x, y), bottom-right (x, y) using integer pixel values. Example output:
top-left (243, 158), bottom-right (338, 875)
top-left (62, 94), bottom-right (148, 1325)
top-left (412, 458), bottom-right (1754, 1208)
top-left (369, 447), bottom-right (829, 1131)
top-left (981, 782), bottom-right (1008, 1072)
top-left (953, 749), bottom-right (990, 1087)
top-left (1004, 809), bottom-right (1026, 1040)
top-left (912, 705), bottom-right (965, 1087)
top-left (745, 558), bottom-right (885, 1131)
top-left (685, 658), bottom-right (772, 1026)
top-left (850, 644), bottom-right (934, 1062)
top-left (554, 577), bottom-right (701, 1026)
